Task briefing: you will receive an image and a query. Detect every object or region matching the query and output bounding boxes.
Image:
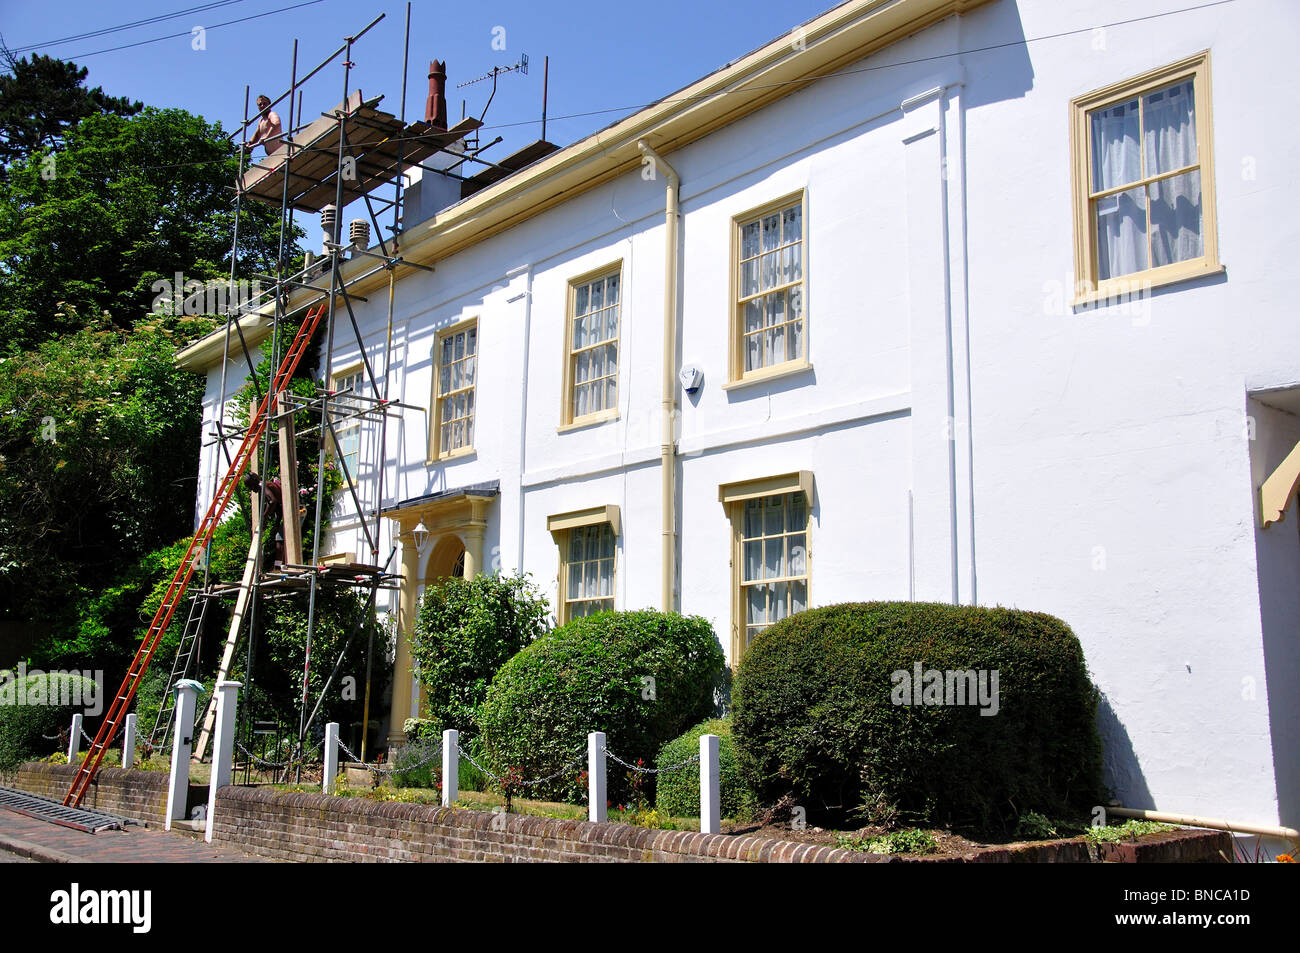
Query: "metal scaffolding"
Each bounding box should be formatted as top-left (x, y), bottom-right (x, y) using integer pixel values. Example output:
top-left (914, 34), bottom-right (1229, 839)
top-left (168, 5), bottom-right (479, 776)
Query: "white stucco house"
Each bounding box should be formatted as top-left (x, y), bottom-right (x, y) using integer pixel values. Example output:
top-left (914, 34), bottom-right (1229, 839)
top-left (177, 0), bottom-right (1299, 834)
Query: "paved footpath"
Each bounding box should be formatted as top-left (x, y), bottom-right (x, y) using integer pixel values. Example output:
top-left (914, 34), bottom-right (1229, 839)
top-left (0, 809), bottom-right (264, 863)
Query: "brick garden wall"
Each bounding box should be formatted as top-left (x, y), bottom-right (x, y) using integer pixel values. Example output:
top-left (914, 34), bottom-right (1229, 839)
top-left (212, 786), bottom-right (882, 863)
top-left (7, 762), bottom-right (202, 826)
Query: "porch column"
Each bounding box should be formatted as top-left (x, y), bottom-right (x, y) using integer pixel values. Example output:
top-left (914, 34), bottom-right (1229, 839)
top-left (387, 528), bottom-right (421, 748)
top-left (462, 496), bottom-right (490, 577)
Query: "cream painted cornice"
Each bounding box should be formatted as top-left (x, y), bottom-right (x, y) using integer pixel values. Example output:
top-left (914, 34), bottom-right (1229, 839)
top-left (177, 0), bottom-right (989, 372)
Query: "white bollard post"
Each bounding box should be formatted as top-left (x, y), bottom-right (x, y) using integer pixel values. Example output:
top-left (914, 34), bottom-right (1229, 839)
top-left (204, 680), bottom-right (241, 844)
top-left (165, 680), bottom-right (202, 831)
top-left (121, 713), bottom-right (137, 769)
top-left (67, 713), bottom-right (82, 763)
top-left (441, 729), bottom-right (458, 807)
top-left (323, 722), bottom-right (339, 795)
top-left (700, 733), bottom-right (721, 834)
top-left (588, 731), bottom-right (606, 823)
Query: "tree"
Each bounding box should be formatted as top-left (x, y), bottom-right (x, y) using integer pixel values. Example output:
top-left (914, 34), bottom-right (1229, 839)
top-left (0, 48), bottom-right (142, 168)
top-left (410, 573), bottom-right (551, 737)
top-left (0, 107), bottom-right (290, 352)
top-left (0, 316), bottom-right (211, 632)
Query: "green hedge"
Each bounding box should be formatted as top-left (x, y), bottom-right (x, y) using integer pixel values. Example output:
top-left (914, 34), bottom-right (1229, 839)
top-left (732, 602), bottom-right (1103, 831)
top-left (477, 610), bottom-right (725, 803)
top-left (654, 717), bottom-right (756, 821)
top-left (0, 671), bottom-right (100, 769)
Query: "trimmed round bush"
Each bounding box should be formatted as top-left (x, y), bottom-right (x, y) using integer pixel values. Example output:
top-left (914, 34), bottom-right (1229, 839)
top-left (477, 610), bottom-right (725, 803)
top-left (732, 602), bottom-right (1103, 831)
top-left (655, 717), bottom-right (756, 821)
top-left (0, 671), bottom-right (101, 769)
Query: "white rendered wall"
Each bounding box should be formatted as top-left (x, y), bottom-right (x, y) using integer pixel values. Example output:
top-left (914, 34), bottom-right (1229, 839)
top-left (192, 0), bottom-right (1298, 828)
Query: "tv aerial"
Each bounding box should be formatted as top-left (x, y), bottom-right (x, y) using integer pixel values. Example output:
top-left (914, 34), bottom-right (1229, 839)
top-left (457, 53), bottom-right (529, 123)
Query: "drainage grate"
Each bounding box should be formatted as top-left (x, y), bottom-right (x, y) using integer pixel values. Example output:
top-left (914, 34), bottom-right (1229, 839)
top-left (0, 786), bottom-right (134, 833)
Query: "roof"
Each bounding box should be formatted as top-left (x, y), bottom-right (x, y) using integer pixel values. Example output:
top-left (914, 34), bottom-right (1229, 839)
top-left (384, 481), bottom-right (502, 515)
top-left (178, 0), bottom-right (991, 372)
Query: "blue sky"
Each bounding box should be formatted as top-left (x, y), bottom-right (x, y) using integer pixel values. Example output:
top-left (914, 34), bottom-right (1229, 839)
top-left (1, 0), bottom-right (838, 153)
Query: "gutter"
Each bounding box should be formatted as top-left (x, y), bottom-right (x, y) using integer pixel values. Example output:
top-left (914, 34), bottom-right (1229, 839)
top-left (638, 141), bottom-right (680, 612)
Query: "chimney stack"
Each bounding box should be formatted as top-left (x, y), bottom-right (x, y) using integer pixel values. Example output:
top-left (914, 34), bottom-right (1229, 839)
top-left (425, 60), bottom-right (447, 130)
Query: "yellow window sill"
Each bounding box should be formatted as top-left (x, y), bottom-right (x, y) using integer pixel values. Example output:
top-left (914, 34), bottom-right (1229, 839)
top-left (425, 446), bottom-right (476, 466)
top-left (1071, 260), bottom-right (1225, 307)
top-left (722, 360), bottom-right (813, 392)
top-left (558, 409), bottom-right (619, 434)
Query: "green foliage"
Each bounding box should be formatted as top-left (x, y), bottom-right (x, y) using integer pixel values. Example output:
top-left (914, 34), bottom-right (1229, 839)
top-left (0, 106), bottom-right (288, 352)
top-left (1015, 811), bottom-right (1059, 841)
top-left (0, 323), bottom-right (211, 638)
top-left (0, 671), bottom-right (99, 769)
top-left (0, 49), bottom-right (141, 167)
top-left (477, 610), bottom-right (726, 803)
top-left (732, 602), bottom-right (1104, 832)
top-left (654, 717), bottom-right (757, 821)
top-left (1084, 820), bottom-right (1170, 844)
top-left (836, 828), bottom-right (938, 855)
top-left (410, 572), bottom-right (551, 738)
top-left (389, 738), bottom-right (441, 789)
top-left (234, 586), bottom-right (392, 744)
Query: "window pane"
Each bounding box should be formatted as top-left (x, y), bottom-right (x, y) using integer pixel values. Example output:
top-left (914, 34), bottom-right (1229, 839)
top-left (782, 205), bottom-right (801, 243)
top-left (761, 251), bottom-right (779, 289)
top-left (599, 558), bottom-right (613, 597)
top-left (568, 562), bottom-right (582, 598)
top-left (453, 332), bottom-right (465, 361)
top-left (761, 214), bottom-right (780, 252)
top-left (790, 579), bottom-right (807, 615)
top-left (772, 581), bottom-right (789, 621)
top-left (601, 524), bottom-right (615, 559)
top-left (1143, 80), bottom-right (1196, 176)
top-left (764, 496), bottom-right (783, 536)
top-left (1094, 186), bottom-right (1148, 280)
top-left (744, 540), bottom-right (762, 582)
top-left (1148, 170), bottom-right (1202, 268)
top-left (747, 584), bottom-right (768, 628)
top-left (789, 492), bottom-right (806, 530)
top-left (787, 318), bottom-right (802, 362)
top-left (764, 537), bottom-right (783, 578)
top-left (1090, 97), bottom-right (1141, 190)
top-left (466, 328), bottom-right (476, 356)
top-left (743, 499), bottom-right (763, 538)
top-left (788, 534), bottom-right (806, 575)
top-left (439, 365), bottom-right (450, 396)
top-left (606, 304), bottom-right (619, 341)
top-left (605, 376), bottom-right (617, 412)
top-left (745, 332), bottom-right (762, 372)
top-left (584, 559), bottom-right (599, 597)
top-left (575, 284), bottom-right (589, 315)
top-left (589, 280), bottom-right (604, 311)
top-left (767, 289), bottom-right (785, 327)
top-left (741, 222), bottom-right (760, 259)
top-left (606, 273), bottom-right (620, 305)
top-left (741, 259), bottom-right (758, 297)
top-left (744, 299), bottom-right (763, 334)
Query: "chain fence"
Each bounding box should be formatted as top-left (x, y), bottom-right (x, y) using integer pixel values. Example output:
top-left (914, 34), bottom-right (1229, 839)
top-left (337, 739), bottom-right (443, 778)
